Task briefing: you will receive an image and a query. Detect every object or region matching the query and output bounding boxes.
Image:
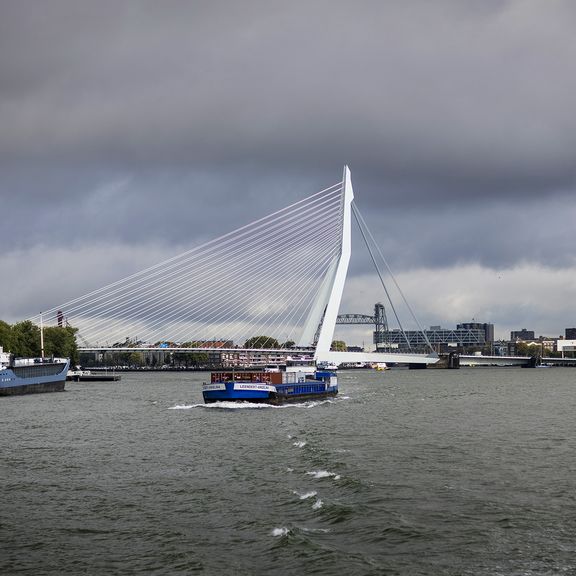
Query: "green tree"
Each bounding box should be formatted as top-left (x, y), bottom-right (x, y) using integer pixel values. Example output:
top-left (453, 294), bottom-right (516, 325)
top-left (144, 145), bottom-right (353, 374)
top-left (331, 340), bottom-right (347, 351)
top-left (244, 336), bottom-right (280, 349)
top-left (516, 342), bottom-right (541, 358)
top-left (0, 320), bottom-right (12, 351)
top-left (44, 326), bottom-right (79, 364)
top-left (128, 352), bottom-right (144, 367)
top-left (173, 351), bottom-right (210, 367)
top-left (11, 321), bottom-right (41, 357)
top-left (193, 352), bottom-right (209, 365)
top-left (173, 351), bottom-right (192, 367)
top-left (0, 320), bottom-right (79, 363)
top-left (282, 340), bottom-right (296, 349)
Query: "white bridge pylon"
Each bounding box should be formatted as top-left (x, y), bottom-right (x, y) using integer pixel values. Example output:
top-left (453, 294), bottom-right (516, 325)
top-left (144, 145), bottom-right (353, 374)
top-left (311, 167), bottom-right (437, 366)
top-left (302, 166), bottom-right (352, 353)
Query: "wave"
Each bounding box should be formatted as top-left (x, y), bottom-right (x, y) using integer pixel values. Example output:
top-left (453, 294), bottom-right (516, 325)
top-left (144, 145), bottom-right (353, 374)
top-left (293, 490), bottom-right (317, 500)
top-left (304, 396), bottom-right (350, 408)
top-left (306, 470), bottom-right (341, 480)
top-left (270, 524), bottom-right (330, 538)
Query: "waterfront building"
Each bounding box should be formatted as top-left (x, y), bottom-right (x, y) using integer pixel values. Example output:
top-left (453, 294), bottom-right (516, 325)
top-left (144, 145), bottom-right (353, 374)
top-left (375, 324), bottom-right (489, 353)
top-left (346, 346), bottom-right (364, 353)
top-left (511, 328), bottom-right (535, 340)
top-left (565, 328), bottom-right (576, 340)
top-left (557, 339), bottom-right (576, 357)
top-left (521, 339), bottom-right (556, 353)
top-left (222, 349), bottom-right (293, 367)
top-left (457, 322), bottom-right (494, 344)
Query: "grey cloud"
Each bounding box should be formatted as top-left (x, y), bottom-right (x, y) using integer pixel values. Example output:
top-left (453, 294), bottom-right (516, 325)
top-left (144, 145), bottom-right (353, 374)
top-left (1, 0), bottom-right (576, 333)
top-left (1, 1), bottom-right (575, 190)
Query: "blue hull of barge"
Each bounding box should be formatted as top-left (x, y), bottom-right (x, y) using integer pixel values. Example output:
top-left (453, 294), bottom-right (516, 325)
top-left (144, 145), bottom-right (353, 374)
top-left (0, 360), bottom-right (70, 396)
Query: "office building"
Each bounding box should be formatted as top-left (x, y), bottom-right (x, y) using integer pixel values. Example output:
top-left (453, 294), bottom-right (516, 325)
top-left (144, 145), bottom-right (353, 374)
top-left (511, 329), bottom-right (535, 340)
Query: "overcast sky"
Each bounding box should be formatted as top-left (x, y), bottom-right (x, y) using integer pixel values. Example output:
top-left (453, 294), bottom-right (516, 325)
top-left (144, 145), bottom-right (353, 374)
top-left (1, 0), bottom-right (575, 343)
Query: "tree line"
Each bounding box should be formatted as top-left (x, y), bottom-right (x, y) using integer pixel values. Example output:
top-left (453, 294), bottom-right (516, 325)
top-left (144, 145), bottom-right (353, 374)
top-left (0, 322), bottom-right (346, 364)
top-left (0, 320), bottom-right (79, 364)
top-left (243, 335), bottom-right (347, 351)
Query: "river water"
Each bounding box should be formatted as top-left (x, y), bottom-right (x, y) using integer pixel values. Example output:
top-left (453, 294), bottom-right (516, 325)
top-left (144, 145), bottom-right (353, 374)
top-left (1, 368), bottom-right (575, 575)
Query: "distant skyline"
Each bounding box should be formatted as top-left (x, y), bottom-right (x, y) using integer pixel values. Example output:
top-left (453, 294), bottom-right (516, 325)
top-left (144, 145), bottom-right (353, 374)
top-left (1, 1), bottom-right (575, 342)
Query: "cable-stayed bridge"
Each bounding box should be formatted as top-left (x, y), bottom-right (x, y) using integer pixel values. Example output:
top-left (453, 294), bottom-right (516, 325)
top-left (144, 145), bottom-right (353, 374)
top-left (31, 167), bottom-right (438, 366)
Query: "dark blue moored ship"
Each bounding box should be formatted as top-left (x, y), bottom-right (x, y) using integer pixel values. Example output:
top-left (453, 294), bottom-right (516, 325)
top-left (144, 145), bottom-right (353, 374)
top-left (0, 346), bottom-right (70, 396)
top-left (202, 360), bottom-right (337, 404)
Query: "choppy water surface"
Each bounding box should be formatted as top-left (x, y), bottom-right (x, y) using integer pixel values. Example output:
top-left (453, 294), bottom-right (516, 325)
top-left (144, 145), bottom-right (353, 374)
top-left (2, 368), bottom-right (576, 575)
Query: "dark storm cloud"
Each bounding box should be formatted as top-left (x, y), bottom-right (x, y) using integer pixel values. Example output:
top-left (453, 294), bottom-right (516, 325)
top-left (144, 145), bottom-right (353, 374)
top-left (1, 0), bottom-right (576, 332)
top-left (2, 1), bottom-right (575, 190)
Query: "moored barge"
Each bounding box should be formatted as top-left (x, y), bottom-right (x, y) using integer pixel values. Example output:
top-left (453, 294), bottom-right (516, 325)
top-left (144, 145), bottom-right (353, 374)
top-left (1, 346), bottom-right (70, 396)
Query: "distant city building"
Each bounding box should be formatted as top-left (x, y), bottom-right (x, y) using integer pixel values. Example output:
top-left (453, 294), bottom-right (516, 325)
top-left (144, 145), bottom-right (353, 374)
top-left (222, 349), bottom-right (290, 367)
top-left (557, 339), bottom-right (576, 357)
top-left (565, 328), bottom-right (576, 340)
top-left (346, 346), bottom-right (364, 353)
top-left (188, 340), bottom-right (234, 348)
top-left (493, 341), bottom-right (512, 356)
top-left (457, 322), bottom-right (494, 343)
top-left (523, 339), bottom-right (556, 352)
top-left (375, 324), bottom-right (490, 353)
top-left (511, 328), bottom-right (535, 341)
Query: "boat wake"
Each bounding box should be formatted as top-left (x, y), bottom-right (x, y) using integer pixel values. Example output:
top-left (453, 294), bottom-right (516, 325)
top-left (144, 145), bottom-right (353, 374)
top-left (304, 397), bottom-right (347, 408)
top-left (170, 401), bottom-right (304, 410)
top-left (169, 397), bottom-right (349, 411)
top-left (169, 402), bottom-right (278, 410)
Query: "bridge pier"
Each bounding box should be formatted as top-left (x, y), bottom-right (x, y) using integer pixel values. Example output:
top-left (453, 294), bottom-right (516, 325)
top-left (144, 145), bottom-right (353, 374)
top-left (447, 352), bottom-right (460, 369)
top-left (408, 362), bottom-right (427, 370)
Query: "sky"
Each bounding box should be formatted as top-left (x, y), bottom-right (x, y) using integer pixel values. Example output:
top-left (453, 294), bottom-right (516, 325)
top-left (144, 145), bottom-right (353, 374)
top-left (1, 0), bottom-right (575, 344)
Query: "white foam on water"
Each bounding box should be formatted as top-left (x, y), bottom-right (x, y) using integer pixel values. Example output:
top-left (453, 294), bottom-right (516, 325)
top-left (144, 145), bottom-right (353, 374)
top-left (305, 396), bottom-right (350, 408)
top-left (170, 398), bottom-right (351, 411)
top-left (204, 401), bottom-right (277, 410)
top-left (305, 400), bottom-right (328, 408)
top-left (312, 499), bottom-right (323, 510)
top-left (306, 470), bottom-right (341, 480)
top-left (293, 440), bottom-right (307, 448)
top-left (169, 396), bottom-right (353, 411)
top-left (293, 490), bottom-right (317, 500)
top-left (168, 404), bottom-right (197, 410)
top-left (169, 401), bottom-right (280, 410)
top-left (271, 527), bottom-right (290, 537)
